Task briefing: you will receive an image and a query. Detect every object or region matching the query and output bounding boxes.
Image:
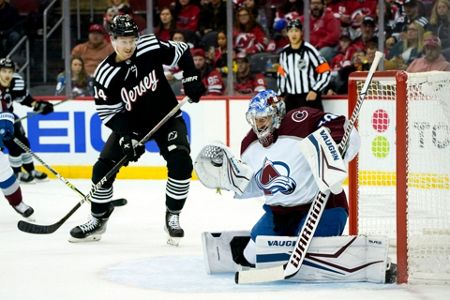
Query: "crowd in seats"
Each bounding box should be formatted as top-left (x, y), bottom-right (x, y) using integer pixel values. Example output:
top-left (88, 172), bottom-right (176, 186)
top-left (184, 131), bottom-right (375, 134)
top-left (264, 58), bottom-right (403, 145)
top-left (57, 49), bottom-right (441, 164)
top-left (4, 0), bottom-right (450, 97)
top-left (0, 0), bottom-right (24, 57)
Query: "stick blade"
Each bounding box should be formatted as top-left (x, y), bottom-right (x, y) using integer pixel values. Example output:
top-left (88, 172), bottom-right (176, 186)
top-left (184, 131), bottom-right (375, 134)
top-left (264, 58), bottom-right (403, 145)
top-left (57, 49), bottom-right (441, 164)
top-left (235, 265), bottom-right (285, 284)
top-left (17, 220), bottom-right (59, 234)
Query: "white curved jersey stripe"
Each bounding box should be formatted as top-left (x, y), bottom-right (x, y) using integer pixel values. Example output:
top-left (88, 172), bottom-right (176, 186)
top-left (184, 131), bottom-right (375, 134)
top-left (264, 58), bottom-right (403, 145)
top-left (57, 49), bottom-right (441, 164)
top-left (136, 35), bottom-right (160, 57)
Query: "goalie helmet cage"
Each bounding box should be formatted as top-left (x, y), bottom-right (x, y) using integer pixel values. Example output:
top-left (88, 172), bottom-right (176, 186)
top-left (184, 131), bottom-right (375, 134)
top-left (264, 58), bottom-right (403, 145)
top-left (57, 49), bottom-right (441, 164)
top-left (348, 71), bottom-right (450, 284)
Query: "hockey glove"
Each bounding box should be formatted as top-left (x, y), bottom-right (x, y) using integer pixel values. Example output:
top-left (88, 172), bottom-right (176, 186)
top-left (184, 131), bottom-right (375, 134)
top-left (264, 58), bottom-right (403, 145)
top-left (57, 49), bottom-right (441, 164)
top-left (182, 74), bottom-right (206, 103)
top-left (33, 101), bottom-right (54, 115)
top-left (0, 112), bottom-right (15, 148)
top-left (119, 135), bottom-right (145, 162)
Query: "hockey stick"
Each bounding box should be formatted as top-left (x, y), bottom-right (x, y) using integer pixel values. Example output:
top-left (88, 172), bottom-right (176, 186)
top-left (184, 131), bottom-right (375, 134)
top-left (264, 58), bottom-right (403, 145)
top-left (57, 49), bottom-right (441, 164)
top-left (235, 51), bottom-right (384, 284)
top-left (17, 97), bottom-right (190, 234)
top-left (15, 98), bottom-right (71, 123)
top-left (12, 137), bottom-right (128, 207)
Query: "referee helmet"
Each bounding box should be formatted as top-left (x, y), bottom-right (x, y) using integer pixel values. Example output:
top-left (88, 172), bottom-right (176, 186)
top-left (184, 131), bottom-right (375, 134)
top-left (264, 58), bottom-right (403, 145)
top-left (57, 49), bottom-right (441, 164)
top-left (287, 19), bottom-right (303, 31)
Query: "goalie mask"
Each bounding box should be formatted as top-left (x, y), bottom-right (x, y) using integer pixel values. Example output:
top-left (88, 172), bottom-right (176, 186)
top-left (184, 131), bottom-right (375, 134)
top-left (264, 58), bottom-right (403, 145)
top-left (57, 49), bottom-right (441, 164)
top-left (246, 89), bottom-right (286, 147)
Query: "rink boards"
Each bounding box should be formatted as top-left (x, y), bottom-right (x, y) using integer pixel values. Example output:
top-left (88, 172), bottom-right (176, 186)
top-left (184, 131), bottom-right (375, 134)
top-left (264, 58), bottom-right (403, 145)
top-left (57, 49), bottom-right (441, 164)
top-left (13, 96), bottom-right (347, 178)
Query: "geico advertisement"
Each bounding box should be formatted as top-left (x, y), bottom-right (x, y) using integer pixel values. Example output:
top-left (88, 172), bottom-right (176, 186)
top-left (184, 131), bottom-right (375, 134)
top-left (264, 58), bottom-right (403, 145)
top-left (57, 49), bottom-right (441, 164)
top-left (12, 99), bottom-right (231, 166)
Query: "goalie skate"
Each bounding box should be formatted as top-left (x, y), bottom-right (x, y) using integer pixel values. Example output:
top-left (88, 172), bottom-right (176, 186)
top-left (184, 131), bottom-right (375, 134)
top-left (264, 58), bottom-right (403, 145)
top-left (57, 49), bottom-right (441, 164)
top-left (164, 210), bottom-right (184, 246)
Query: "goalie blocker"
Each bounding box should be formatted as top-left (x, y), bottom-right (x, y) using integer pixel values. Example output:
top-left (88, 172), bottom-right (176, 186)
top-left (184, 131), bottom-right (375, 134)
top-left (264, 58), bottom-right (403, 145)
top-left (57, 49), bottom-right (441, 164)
top-left (202, 231), bottom-right (396, 284)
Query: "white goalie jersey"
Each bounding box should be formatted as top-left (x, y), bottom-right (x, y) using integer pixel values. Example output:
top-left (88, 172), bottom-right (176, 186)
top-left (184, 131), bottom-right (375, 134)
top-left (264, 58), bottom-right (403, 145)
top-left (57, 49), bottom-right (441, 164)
top-left (239, 107), bottom-right (359, 206)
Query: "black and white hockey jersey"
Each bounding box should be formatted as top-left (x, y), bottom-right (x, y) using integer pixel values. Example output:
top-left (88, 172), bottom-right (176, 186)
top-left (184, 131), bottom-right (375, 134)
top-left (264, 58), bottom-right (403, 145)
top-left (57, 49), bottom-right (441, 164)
top-left (0, 73), bottom-right (34, 113)
top-left (93, 34), bottom-right (195, 136)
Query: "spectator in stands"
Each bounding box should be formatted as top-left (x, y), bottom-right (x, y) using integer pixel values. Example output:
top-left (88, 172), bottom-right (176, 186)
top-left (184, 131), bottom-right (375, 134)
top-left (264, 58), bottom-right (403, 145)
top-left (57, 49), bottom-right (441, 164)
top-left (385, 35), bottom-right (398, 57)
top-left (103, 6), bottom-right (119, 35)
top-left (407, 36), bottom-right (450, 72)
top-left (392, 0), bottom-right (429, 35)
top-left (242, 0), bottom-right (270, 34)
top-left (0, 0), bottom-right (22, 57)
top-left (386, 20), bottom-right (424, 70)
top-left (353, 16), bottom-right (378, 52)
top-left (171, 29), bottom-right (197, 48)
top-left (300, 0), bottom-right (341, 62)
top-left (330, 29), bottom-right (357, 72)
top-left (210, 30), bottom-right (229, 73)
top-left (107, 0), bottom-right (130, 12)
top-left (174, 0), bottom-right (201, 33)
top-left (326, 0), bottom-right (353, 27)
top-left (71, 24), bottom-right (114, 76)
top-left (276, 0), bottom-right (303, 20)
top-left (233, 6), bottom-right (268, 55)
top-left (234, 52), bottom-right (266, 95)
top-left (191, 48), bottom-right (225, 95)
top-left (198, 0), bottom-right (226, 36)
top-left (429, 0), bottom-right (450, 50)
top-left (155, 7), bottom-right (176, 41)
top-left (55, 56), bottom-right (93, 97)
top-left (326, 48), bottom-right (364, 95)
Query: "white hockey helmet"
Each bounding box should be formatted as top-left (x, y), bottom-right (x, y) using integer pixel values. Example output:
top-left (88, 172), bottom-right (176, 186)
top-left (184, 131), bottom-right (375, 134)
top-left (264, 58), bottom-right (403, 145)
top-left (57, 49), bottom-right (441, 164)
top-left (246, 89), bottom-right (286, 147)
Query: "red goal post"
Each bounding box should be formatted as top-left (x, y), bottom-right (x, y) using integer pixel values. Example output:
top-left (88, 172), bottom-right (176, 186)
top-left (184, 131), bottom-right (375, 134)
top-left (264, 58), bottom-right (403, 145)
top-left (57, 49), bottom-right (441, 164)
top-left (347, 71), bottom-right (450, 284)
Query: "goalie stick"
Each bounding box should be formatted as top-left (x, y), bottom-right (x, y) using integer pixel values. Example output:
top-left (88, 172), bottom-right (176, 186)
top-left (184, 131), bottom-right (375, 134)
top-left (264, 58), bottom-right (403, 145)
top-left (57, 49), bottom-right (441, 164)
top-left (235, 51), bottom-right (385, 284)
top-left (17, 97), bottom-right (190, 234)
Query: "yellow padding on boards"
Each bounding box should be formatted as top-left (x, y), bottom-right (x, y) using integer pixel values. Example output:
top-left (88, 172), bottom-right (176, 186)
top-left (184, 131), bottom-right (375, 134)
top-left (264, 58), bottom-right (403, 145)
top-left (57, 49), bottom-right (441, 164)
top-left (34, 166), bottom-right (199, 180)
top-left (359, 171), bottom-right (449, 189)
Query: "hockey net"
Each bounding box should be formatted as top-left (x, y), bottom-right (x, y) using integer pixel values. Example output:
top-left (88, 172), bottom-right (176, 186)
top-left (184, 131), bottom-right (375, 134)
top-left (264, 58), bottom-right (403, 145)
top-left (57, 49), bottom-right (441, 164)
top-left (348, 71), bottom-right (450, 284)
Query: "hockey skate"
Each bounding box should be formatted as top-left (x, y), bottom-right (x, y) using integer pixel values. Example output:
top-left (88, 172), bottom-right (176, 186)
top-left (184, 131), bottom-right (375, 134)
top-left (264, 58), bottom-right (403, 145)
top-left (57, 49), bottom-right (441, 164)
top-left (385, 259), bottom-right (398, 283)
top-left (31, 170), bottom-right (48, 181)
top-left (164, 210), bottom-right (184, 246)
top-left (13, 202), bottom-right (35, 219)
top-left (69, 207), bottom-right (113, 243)
top-left (16, 172), bottom-right (35, 184)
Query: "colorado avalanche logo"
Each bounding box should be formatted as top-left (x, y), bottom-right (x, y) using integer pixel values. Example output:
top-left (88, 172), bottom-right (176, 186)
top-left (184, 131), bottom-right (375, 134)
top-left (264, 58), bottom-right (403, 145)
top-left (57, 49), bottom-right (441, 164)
top-left (291, 110), bottom-right (308, 123)
top-left (255, 158), bottom-right (296, 195)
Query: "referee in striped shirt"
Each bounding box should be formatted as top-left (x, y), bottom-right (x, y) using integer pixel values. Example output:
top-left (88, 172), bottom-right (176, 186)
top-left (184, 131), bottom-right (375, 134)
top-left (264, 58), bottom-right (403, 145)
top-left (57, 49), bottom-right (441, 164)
top-left (277, 19), bottom-right (331, 112)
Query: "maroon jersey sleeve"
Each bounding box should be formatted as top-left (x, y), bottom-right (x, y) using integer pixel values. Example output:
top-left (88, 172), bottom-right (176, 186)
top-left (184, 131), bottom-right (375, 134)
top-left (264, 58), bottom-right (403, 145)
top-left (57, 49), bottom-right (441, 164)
top-left (279, 107), bottom-right (347, 143)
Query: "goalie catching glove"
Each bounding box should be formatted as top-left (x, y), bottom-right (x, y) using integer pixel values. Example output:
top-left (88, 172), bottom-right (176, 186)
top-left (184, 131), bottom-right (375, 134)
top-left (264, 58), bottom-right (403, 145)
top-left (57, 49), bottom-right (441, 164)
top-left (194, 142), bottom-right (253, 196)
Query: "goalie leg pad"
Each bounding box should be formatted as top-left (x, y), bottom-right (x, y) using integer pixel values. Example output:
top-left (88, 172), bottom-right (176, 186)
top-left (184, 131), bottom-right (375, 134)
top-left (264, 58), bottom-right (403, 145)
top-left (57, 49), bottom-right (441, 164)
top-left (255, 235), bottom-right (390, 283)
top-left (201, 230), bottom-right (250, 274)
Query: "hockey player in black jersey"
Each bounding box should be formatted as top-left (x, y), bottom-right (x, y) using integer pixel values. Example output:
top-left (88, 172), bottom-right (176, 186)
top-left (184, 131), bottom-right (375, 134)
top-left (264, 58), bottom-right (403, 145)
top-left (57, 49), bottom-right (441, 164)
top-left (69, 15), bottom-right (206, 245)
top-left (0, 58), bottom-right (53, 183)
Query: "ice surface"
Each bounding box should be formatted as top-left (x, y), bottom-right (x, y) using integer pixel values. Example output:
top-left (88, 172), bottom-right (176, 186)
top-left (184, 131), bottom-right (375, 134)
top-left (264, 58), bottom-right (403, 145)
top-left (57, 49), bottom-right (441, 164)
top-left (0, 180), bottom-right (449, 299)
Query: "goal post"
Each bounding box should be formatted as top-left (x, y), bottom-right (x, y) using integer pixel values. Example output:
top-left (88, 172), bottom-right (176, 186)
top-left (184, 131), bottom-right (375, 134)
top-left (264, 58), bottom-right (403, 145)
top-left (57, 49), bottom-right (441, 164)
top-left (348, 71), bottom-right (450, 284)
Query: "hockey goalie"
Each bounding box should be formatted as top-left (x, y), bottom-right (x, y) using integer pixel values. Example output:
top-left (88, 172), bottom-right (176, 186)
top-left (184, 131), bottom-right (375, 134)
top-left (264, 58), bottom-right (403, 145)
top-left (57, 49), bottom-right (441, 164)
top-left (194, 90), bottom-right (396, 284)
